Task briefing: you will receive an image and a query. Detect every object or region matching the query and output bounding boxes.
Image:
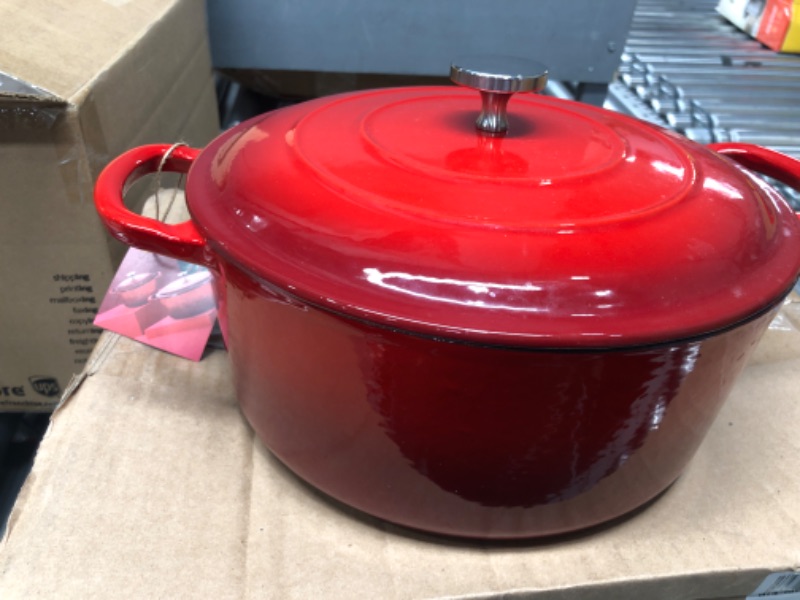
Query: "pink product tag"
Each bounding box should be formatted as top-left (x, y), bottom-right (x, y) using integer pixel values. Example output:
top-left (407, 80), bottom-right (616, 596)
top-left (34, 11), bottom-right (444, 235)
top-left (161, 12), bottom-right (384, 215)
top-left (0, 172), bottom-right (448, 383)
top-left (94, 248), bottom-right (218, 361)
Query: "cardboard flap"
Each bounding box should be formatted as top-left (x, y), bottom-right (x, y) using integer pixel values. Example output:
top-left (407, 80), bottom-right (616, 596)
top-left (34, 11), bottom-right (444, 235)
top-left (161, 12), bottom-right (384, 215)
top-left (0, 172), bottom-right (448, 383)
top-left (0, 0), bottom-right (174, 100)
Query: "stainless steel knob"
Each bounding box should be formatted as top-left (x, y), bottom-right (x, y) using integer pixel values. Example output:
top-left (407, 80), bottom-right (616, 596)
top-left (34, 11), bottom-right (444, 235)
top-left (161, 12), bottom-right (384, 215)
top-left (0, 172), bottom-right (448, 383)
top-left (450, 56), bottom-right (548, 135)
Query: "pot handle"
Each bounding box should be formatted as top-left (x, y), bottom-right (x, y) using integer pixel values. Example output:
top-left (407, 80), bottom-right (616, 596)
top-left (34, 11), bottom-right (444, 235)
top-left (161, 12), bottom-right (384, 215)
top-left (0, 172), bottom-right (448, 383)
top-left (94, 144), bottom-right (215, 268)
top-left (709, 143), bottom-right (800, 218)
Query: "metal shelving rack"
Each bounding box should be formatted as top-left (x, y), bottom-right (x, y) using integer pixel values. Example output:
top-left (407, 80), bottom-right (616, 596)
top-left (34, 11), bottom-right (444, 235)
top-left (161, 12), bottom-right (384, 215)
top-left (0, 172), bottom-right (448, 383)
top-left (608, 0), bottom-right (800, 209)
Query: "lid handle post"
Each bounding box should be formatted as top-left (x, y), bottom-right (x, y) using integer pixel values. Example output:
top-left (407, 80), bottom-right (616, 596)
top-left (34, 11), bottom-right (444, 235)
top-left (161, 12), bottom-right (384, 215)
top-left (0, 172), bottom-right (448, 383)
top-left (450, 56), bottom-right (549, 135)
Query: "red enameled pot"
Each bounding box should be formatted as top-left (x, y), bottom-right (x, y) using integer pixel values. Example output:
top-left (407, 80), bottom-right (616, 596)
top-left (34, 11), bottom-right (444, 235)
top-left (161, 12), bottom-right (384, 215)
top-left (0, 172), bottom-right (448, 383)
top-left (94, 58), bottom-right (800, 539)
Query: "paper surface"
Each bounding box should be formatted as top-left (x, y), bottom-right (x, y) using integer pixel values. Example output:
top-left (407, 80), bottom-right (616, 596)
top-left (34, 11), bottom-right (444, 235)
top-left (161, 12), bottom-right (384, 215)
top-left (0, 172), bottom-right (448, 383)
top-left (95, 248), bottom-right (217, 361)
top-left (1, 294), bottom-right (799, 599)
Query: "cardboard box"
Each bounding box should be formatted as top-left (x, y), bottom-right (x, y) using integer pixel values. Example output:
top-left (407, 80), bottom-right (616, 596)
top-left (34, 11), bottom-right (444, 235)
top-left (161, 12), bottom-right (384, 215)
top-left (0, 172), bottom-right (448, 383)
top-left (0, 0), bottom-right (219, 412)
top-left (717, 0), bottom-right (800, 53)
top-left (1, 293), bottom-right (799, 598)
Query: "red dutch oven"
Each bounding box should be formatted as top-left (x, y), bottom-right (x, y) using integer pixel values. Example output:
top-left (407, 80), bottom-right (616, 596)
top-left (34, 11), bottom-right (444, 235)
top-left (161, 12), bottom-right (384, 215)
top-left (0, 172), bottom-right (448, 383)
top-left (95, 58), bottom-right (800, 539)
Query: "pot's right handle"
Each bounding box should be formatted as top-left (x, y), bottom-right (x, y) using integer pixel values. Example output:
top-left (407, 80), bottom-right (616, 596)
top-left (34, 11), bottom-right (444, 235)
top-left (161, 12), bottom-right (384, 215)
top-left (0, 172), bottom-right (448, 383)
top-left (709, 143), bottom-right (800, 220)
top-left (94, 144), bottom-right (215, 268)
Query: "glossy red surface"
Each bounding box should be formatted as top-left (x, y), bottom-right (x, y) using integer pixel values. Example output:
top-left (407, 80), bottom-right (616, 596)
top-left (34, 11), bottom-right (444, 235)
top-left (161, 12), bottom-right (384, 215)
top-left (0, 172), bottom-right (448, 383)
top-left (223, 260), bottom-right (778, 538)
top-left (184, 88), bottom-right (800, 347)
top-left (709, 142), bottom-right (800, 190)
top-left (94, 145), bottom-right (213, 268)
top-left (93, 89), bottom-right (800, 538)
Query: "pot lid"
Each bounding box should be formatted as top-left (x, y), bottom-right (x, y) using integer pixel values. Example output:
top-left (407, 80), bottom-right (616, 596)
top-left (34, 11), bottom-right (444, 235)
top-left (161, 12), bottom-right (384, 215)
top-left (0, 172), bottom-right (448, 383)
top-left (185, 58), bottom-right (800, 347)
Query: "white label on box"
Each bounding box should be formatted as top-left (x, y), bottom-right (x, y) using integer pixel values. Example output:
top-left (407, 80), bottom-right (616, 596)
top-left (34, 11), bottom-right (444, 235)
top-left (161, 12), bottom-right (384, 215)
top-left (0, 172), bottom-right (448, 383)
top-left (748, 572), bottom-right (800, 599)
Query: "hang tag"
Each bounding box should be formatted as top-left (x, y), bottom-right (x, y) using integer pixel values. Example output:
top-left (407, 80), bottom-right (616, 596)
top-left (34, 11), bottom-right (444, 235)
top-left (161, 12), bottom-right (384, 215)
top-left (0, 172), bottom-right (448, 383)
top-left (748, 572), bottom-right (800, 600)
top-left (94, 248), bottom-right (217, 361)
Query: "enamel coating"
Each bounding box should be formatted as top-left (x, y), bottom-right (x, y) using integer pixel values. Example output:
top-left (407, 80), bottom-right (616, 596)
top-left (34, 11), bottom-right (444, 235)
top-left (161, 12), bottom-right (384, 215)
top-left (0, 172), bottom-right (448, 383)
top-left (93, 88), bottom-right (800, 538)
top-left (183, 88), bottom-right (800, 347)
top-left (223, 261), bottom-right (778, 538)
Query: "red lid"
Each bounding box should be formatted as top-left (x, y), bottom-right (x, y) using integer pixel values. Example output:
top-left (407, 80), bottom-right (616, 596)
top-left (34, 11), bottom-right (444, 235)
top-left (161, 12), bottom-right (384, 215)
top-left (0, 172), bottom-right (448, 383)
top-left (185, 82), bottom-right (800, 347)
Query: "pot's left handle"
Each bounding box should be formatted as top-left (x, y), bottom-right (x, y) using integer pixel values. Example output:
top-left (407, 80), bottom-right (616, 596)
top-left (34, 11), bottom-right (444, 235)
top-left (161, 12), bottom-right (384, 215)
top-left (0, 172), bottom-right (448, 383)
top-left (94, 144), bottom-right (214, 268)
top-left (709, 142), bottom-right (800, 221)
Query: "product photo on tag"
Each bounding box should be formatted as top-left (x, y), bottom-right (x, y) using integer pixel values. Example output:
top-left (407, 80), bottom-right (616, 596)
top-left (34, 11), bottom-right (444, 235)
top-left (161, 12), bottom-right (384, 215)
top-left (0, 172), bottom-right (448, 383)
top-left (94, 247), bottom-right (218, 361)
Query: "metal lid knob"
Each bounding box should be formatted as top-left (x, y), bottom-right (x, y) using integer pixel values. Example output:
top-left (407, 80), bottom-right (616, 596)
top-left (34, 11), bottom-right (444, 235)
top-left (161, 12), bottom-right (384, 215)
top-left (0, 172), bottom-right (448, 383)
top-left (450, 56), bottom-right (549, 135)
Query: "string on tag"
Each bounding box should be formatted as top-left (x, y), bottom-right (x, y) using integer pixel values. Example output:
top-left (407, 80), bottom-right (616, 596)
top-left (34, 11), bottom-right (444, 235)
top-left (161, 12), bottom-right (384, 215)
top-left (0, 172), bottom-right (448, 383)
top-left (152, 141), bottom-right (188, 223)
